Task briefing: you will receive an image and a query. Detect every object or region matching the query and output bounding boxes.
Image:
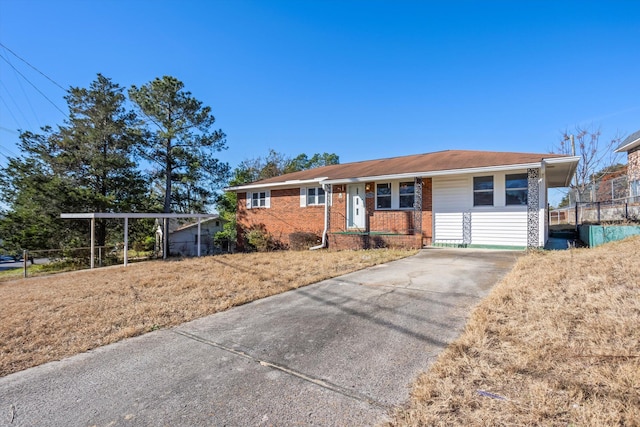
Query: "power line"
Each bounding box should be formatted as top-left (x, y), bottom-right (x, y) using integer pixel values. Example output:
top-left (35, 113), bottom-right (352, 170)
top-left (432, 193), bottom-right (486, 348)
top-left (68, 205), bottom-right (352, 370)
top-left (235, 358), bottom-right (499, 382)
top-left (0, 126), bottom-right (19, 135)
top-left (0, 52), bottom-right (67, 117)
top-left (0, 79), bottom-right (33, 129)
top-left (0, 42), bottom-right (66, 91)
top-left (2, 54), bottom-right (41, 126)
top-left (0, 93), bottom-right (27, 130)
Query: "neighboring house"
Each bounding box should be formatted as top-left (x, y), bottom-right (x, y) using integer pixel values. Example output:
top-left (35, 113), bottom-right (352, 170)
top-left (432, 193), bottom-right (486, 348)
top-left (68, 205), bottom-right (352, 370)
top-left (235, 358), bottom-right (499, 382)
top-left (227, 150), bottom-right (579, 250)
top-left (169, 217), bottom-right (225, 256)
top-left (615, 129), bottom-right (640, 199)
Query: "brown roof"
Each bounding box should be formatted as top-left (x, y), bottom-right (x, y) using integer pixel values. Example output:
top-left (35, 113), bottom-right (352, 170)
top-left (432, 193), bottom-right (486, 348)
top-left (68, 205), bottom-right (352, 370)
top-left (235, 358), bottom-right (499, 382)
top-left (238, 150), bottom-right (569, 187)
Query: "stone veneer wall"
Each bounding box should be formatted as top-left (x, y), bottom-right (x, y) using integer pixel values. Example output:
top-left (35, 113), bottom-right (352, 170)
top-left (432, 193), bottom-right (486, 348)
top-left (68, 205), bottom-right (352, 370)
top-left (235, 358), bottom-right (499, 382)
top-left (628, 146), bottom-right (640, 182)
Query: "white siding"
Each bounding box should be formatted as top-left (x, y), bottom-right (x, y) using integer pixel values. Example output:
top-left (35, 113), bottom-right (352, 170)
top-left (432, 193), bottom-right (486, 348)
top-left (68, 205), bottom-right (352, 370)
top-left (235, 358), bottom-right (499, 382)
top-left (471, 210), bottom-right (528, 246)
top-left (432, 173), bottom-right (533, 247)
top-left (434, 213), bottom-right (464, 241)
top-left (433, 176), bottom-right (469, 243)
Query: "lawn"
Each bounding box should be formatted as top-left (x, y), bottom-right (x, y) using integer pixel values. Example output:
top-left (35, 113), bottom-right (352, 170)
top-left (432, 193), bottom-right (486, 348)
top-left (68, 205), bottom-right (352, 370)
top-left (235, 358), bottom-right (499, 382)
top-left (388, 236), bottom-right (640, 426)
top-left (0, 248), bottom-right (416, 377)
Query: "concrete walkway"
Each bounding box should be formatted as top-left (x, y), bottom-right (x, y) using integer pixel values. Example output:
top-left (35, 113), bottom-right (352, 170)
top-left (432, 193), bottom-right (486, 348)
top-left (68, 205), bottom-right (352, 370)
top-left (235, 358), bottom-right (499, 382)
top-left (0, 249), bottom-right (520, 427)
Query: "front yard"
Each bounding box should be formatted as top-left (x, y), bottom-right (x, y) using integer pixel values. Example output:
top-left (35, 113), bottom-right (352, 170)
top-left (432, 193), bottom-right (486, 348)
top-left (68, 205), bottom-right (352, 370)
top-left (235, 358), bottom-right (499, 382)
top-left (389, 236), bottom-right (640, 426)
top-left (0, 249), bottom-right (416, 377)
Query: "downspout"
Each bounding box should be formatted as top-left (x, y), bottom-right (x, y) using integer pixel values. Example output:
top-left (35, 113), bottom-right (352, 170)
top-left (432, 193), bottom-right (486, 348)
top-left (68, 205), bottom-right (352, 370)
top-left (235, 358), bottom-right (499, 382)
top-left (310, 183), bottom-right (330, 250)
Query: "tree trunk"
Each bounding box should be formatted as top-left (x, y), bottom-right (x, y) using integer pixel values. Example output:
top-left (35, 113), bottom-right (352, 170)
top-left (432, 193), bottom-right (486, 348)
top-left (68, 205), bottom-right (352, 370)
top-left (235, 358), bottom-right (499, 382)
top-left (163, 136), bottom-right (172, 256)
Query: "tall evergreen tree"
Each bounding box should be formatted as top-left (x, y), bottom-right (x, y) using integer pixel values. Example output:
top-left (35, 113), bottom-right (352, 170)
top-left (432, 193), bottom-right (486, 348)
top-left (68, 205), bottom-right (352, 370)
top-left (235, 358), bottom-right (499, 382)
top-left (129, 76), bottom-right (229, 252)
top-left (55, 74), bottom-right (150, 246)
top-left (0, 74), bottom-right (151, 250)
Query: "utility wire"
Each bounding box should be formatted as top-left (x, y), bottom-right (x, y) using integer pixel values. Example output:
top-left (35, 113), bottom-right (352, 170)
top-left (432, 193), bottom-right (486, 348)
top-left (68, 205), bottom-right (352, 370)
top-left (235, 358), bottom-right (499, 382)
top-left (3, 53), bottom-right (42, 126)
top-left (0, 42), bottom-right (66, 91)
top-left (0, 79), bottom-right (33, 129)
top-left (0, 52), bottom-right (67, 117)
top-left (0, 145), bottom-right (16, 161)
top-left (0, 140), bottom-right (20, 159)
top-left (0, 93), bottom-right (25, 129)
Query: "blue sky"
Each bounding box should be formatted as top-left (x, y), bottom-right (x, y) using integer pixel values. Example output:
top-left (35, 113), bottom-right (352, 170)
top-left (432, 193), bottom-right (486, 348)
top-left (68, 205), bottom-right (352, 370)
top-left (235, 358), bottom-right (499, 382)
top-left (1, 0), bottom-right (639, 193)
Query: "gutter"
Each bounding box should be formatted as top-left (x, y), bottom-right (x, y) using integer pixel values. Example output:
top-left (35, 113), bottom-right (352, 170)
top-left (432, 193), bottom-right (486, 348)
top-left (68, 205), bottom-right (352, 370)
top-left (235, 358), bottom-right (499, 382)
top-left (225, 177), bottom-right (328, 192)
top-left (321, 162), bottom-right (545, 185)
top-left (310, 183), bottom-right (330, 250)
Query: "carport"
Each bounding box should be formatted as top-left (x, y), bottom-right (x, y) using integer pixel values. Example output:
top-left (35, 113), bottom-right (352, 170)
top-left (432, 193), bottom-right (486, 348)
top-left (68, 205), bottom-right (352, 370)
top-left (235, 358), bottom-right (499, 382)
top-left (60, 213), bottom-right (218, 268)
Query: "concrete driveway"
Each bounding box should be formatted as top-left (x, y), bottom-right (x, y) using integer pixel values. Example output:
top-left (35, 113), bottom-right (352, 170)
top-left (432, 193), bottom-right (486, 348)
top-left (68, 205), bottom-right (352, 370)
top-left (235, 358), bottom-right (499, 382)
top-left (0, 249), bottom-right (520, 426)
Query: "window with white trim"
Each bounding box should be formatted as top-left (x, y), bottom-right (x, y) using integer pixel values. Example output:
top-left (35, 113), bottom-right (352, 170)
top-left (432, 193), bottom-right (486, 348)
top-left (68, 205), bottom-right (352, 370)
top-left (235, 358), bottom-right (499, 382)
top-left (399, 181), bottom-right (415, 209)
top-left (505, 173), bottom-right (528, 205)
top-left (376, 183), bottom-right (391, 209)
top-left (252, 191), bottom-right (267, 207)
top-left (247, 190), bottom-right (270, 209)
top-left (307, 187), bottom-right (325, 205)
top-left (473, 176), bottom-right (494, 206)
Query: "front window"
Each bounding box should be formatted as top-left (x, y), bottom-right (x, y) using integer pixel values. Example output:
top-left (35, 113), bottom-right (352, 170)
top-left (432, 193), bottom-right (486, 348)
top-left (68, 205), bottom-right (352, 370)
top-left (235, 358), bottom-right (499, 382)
top-left (252, 191), bottom-right (267, 207)
top-left (376, 183), bottom-right (391, 209)
top-left (307, 187), bottom-right (325, 205)
top-left (505, 173), bottom-right (528, 205)
top-left (399, 181), bottom-right (415, 209)
top-left (473, 176), bottom-right (494, 206)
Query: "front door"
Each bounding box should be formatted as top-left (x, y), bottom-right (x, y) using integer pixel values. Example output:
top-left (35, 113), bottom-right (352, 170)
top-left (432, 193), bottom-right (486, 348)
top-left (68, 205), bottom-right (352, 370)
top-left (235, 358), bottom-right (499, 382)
top-left (347, 184), bottom-right (366, 229)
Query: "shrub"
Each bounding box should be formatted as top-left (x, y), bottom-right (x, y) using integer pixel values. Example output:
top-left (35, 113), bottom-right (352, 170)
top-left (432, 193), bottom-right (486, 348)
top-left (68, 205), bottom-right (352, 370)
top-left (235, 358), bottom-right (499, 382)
top-left (243, 225), bottom-right (286, 252)
top-left (289, 232), bottom-right (321, 250)
top-left (133, 236), bottom-right (155, 252)
top-left (244, 227), bottom-right (272, 252)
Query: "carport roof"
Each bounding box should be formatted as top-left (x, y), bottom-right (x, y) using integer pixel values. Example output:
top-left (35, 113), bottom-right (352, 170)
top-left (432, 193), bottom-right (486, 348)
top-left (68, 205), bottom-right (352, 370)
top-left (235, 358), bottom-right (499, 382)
top-left (227, 149), bottom-right (578, 190)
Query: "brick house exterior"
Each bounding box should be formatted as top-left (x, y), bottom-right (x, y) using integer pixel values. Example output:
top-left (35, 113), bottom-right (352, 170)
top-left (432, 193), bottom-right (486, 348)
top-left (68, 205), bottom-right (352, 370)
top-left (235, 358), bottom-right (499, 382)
top-left (228, 150), bottom-right (578, 251)
top-left (616, 130), bottom-right (640, 198)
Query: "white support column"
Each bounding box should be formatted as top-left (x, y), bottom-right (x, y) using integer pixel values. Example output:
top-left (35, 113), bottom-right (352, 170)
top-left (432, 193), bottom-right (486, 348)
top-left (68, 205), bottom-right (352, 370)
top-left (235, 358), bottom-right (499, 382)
top-left (124, 217), bottom-right (129, 267)
top-left (197, 218), bottom-right (202, 257)
top-left (90, 218), bottom-right (95, 269)
top-left (163, 218), bottom-right (167, 259)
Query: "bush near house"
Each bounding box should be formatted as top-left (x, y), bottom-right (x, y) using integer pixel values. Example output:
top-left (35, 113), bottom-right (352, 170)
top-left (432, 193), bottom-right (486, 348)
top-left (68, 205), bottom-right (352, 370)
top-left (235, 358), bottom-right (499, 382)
top-left (289, 232), bottom-right (321, 250)
top-left (243, 224), bottom-right (287, 252)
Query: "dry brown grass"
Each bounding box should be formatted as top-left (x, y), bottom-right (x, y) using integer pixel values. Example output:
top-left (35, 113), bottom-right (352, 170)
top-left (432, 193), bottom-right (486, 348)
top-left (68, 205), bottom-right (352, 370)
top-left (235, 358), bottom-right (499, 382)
top-left (389, 236), bottom-right (640, 426)
top-left (0, 249), bottom-right (415, 377)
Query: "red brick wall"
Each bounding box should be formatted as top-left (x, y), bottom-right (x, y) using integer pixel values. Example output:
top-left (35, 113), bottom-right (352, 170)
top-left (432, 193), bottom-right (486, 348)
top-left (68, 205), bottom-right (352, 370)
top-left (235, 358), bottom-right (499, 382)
top-left (365, 178), bottom-right (433, 241)
top-left (329, 233), bottom-right (423, 250)
top-left (369, 210), bottom-right (415, 233)
top-left (237, 189), bottom-right (324, 249)
top-left (329, 184), bottom-right (348, 232)
top-left (236, 178), bottom-right (434, 250)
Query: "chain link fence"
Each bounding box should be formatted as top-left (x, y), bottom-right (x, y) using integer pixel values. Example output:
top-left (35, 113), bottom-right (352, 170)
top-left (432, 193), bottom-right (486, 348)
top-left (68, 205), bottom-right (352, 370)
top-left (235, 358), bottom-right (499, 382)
top-left (550, 174), bottom-right (640, 226)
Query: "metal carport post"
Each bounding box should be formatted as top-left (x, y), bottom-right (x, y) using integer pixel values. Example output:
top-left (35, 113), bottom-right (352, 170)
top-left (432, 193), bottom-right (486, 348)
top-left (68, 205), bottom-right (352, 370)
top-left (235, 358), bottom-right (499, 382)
top-left (60, 213), bottom-right (219, 268)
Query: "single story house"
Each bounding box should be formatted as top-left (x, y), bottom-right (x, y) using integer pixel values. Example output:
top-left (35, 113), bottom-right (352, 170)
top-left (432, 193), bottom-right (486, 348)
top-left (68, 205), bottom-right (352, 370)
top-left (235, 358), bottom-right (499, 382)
top-left (615, 129), bottom-right (640, 199)
top-left (169, 217), bottom-right (225, 256)
top-left (227, 150), bottom-right (579, 250)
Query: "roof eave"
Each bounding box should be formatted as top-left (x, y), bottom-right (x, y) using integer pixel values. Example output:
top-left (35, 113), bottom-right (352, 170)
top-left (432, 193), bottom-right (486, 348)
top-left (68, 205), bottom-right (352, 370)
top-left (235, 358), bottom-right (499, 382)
top-left (615, 138), bottom-right (640, 153)
top-left (543, 156), bottom-right (580, 187)
top-left (322, 162), bottom-right (545, 185)
top-left (225, 177), bottom-right (328, 192)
